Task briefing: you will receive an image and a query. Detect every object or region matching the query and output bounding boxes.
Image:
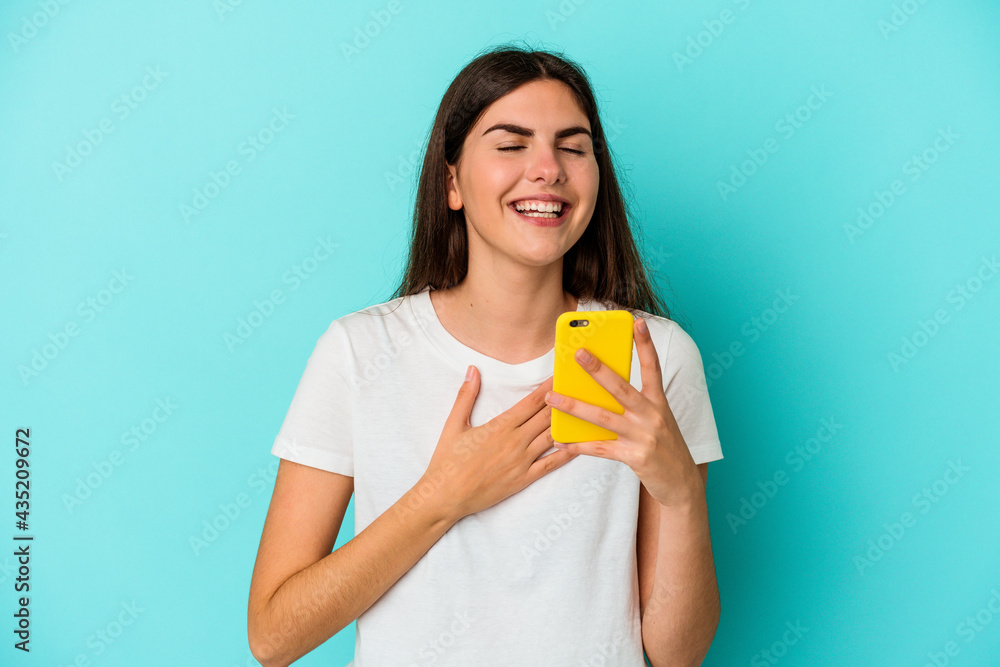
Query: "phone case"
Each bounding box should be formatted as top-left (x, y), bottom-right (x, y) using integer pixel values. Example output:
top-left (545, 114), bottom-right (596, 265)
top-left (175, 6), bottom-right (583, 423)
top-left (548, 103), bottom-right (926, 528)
top-left (551, 309), bottom-right (634, 444)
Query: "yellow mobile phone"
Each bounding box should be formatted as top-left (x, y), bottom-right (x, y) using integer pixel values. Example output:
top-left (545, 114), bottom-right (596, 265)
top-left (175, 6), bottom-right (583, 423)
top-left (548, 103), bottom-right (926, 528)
top-left (551, 309), bottom-right (634, 444)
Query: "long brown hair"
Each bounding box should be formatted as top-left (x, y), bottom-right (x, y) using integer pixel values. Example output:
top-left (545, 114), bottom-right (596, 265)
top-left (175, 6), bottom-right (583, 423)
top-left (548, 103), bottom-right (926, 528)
top-left (387, 42), bottom-right (678, 322)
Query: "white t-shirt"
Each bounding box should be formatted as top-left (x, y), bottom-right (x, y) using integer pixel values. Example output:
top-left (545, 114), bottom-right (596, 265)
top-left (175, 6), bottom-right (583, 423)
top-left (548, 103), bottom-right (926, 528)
top-left (271, 285), bottom-right (723, 666)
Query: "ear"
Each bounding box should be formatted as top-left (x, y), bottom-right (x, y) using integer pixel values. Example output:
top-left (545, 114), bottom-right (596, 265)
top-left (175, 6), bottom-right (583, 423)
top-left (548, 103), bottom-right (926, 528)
top-left (446, 163), bottom-right (463, 211)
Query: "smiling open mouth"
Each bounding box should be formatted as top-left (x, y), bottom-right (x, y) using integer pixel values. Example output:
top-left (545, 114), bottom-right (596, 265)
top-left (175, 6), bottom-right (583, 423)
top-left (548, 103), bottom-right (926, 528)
top-left (508, 202), bottom-right (571, 225)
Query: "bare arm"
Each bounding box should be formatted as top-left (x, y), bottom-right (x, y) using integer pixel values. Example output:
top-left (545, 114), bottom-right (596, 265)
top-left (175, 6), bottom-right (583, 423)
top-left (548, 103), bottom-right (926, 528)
top-left (638, 463), bottom-right (720, 666)
top-left (247, 459), bottom-right (458, 667)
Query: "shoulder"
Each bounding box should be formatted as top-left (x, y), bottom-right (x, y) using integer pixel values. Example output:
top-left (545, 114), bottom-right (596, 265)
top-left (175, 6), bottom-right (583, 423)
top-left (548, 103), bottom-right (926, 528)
top-left (322, 294), bottom-right (409, 338)
top-left (309, 293), bottom-right (415, 365)
top-left (602, 301), bottom-right (705, 369)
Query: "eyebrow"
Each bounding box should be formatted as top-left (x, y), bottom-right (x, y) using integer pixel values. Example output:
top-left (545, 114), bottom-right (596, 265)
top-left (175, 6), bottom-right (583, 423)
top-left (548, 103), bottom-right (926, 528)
top-left (482, 122), bottom-right (592, 141)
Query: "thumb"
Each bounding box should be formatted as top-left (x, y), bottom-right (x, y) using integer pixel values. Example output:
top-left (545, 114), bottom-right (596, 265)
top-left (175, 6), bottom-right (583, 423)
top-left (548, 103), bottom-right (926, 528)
top-left (446, 365), bottom-right (480, 431)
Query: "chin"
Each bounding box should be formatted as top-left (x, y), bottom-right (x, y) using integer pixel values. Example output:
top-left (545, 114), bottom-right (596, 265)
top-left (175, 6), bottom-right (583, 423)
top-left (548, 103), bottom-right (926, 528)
top-left (512, 243), bottom-right (569, 265)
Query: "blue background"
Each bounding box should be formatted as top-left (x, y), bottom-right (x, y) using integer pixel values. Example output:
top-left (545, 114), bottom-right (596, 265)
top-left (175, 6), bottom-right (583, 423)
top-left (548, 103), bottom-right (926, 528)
top-left (1, 0), bottom-right (998, 665)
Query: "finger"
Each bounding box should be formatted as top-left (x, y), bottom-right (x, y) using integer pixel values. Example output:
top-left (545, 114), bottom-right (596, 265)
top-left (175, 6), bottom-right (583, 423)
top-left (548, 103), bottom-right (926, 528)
top-left (551, 438), bottom-right (622, 463)
top-left (506, 374), bottom-right (555, 428)
top-left (548, 396), bottom-right (628, 442)
top-left (526, 448), bottom-right (579, 481)
top-left (520, 398), bottom-right (554, 446)
top-left (568, 345), bottom-right (643, 414)
top-left (525, 422), bottom-right (557, 459)
top-left (634, 317), bottom-right (664, 397)
top-left (444, 365), bottom-right (480, 434)
top-left (546, 348), bottom-right (632, 435)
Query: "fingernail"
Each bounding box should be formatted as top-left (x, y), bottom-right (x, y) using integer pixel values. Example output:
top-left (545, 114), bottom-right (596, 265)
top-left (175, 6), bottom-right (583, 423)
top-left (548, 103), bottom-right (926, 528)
top-left (637, 318), bottom-right (648, 334)
top-left (545, 391), bottom-right (561, 405)
top-left (465, 365), bottom-right (474, 382)
top-left (576, 348), bottom-right (592, 364)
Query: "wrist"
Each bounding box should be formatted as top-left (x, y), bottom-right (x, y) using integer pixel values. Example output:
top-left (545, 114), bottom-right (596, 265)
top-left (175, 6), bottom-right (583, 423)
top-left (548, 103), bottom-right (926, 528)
top-left (658, 476), bottom-right (706, 512)
top-left (405, 475), bottom-right (464, 528)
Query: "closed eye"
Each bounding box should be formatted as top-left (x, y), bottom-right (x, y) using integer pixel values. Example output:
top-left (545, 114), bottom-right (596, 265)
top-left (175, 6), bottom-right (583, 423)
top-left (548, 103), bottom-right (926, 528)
top-left (499, 146), bottom-right (586, 155)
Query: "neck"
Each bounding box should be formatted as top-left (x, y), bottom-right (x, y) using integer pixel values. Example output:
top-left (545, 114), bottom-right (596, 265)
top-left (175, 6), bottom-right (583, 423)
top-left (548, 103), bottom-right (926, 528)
top-left (430, 273), bottom-right (578, 365)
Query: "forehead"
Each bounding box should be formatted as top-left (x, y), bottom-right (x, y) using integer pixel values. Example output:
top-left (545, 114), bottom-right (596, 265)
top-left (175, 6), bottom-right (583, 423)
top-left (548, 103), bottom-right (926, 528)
top-left (473, 79), bottom-right (590, 134)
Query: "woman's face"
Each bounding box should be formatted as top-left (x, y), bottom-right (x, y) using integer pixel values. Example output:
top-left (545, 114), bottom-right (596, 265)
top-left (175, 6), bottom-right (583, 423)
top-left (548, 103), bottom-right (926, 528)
top-left (446, 78), bottom-right (599, 268)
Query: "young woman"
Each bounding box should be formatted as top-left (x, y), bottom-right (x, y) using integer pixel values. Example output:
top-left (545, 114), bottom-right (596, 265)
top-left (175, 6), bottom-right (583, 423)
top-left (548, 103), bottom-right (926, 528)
top-left (248, 44), bottom-right (724, 667)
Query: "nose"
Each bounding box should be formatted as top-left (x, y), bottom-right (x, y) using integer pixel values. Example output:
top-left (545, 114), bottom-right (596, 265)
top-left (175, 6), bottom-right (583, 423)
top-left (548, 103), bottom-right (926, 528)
top-left (525, 144), bottom-right (565, 183)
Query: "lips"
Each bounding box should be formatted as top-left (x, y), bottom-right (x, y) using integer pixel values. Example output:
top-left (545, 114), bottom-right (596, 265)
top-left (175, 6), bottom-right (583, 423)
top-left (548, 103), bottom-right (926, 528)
top-left (509, 195), bottom-right (571, 206)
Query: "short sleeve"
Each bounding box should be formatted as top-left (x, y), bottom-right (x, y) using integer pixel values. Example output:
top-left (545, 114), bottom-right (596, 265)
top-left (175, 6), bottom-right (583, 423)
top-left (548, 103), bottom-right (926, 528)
top-left (270, 319), bottom-right (354, 476)
top-left (660, 322), bottom-right (724, 465)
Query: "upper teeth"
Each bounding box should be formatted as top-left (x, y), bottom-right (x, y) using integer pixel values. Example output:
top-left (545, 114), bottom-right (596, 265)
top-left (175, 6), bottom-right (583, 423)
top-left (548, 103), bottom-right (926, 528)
top-left (514, 200), bottom-right (563, 212)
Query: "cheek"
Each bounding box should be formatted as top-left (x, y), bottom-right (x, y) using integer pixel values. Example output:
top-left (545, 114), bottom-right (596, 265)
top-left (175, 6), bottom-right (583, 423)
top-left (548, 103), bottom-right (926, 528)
top-left (585, 162), bottom-right (600, 193)
top-left (573, 166), bottom-right (600, 213)
top-left (464, 172), bottom-right (516, 228)
top-left (466, 164), bottom-right (517, 207)
top-left (569, 160), bottom-right (599, 190)
top-left (487, 164), bottom-right (522, 195)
